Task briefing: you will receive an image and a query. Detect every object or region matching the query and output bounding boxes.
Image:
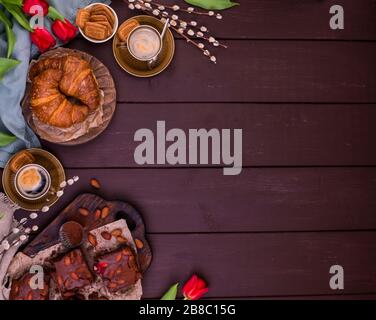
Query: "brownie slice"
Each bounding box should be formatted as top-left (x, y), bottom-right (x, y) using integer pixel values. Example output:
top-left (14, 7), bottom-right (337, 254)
top-left (95, 246), bottom-right (141, 292)
top-left (9, 271), bottom-right (49, 300)
top-left (54, 249), bottom-right (93, 295)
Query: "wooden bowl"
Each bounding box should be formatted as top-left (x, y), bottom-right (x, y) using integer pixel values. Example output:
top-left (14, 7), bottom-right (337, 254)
top-left (113, 15), bottom-right (175, 78)
top-left (22, 48), bottom-right (116, 146)
top-left (2, 148), bottom-right (66, 211)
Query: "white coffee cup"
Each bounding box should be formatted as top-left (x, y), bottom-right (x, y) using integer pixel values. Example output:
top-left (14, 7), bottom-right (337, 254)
top-left (14, 164), bottom-right (51, 201)
top-left (127, 25), bottom-right (163, 62)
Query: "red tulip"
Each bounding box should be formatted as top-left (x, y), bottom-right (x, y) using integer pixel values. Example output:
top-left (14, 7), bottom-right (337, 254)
top-left (182, 275), bottom-right (209, 300)
top-left (23, 0), bottom-right (49, 16)
top-left (31, 27), bottom-right (56, 53)
top-left (52, 19), bottom-right (77, 43)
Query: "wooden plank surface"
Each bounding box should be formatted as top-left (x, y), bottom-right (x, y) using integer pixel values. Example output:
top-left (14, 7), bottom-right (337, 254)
top-left (68, 39), bottom-right (376, 103)
top-left (43, 103), bottom-right (376, 167)
top-left (4, 0), bottom-right (375, 300)
top-left (3, 168), bottom-right (375, 233)
top-left (141, 232), bottom-right (376, 298)
top-left (112, 0), bottom-right (376, 40)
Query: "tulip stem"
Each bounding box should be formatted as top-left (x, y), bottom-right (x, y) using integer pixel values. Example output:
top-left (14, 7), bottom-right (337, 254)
top-left (48, 6), bottom-right (64, 21)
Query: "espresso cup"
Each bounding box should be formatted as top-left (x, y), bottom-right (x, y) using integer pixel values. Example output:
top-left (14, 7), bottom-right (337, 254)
top-left (127, 25), bottom-right (163, 62)
top-left (14, 164), bottom-right (51, 201)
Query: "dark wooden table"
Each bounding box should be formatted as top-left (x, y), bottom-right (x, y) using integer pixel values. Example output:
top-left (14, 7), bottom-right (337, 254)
top-left (4, 0), bottom-right (376, 299)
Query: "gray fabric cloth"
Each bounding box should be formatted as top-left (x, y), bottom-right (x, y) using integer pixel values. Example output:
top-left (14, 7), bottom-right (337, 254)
top-left (0, 0), bottom-right (111, 167)
top-left (0, 193), bottom-right (20, 300)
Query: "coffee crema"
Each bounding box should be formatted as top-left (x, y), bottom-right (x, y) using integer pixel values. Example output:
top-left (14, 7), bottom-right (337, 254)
top-left (128, 27), bottom-right (161, 60)
top-left (15, 165), bottom-right (50, 199)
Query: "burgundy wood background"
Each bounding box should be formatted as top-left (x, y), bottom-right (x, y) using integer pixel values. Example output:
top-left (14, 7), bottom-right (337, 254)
top-left (2, 0), bottom-right (376, 299)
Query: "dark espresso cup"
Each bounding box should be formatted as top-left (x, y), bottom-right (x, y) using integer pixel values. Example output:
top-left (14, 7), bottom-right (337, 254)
top-left (14, 164), bottom-right (51, 201)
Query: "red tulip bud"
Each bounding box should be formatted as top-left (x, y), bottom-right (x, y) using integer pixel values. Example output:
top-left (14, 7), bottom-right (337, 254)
top-left (23, 0), bottom-right (49, 16)
top-left (30, 27), bottom-right (56, 53)
top-left (182, 275), bottom-right (209, 300)
top-left (52, 19), bottom-right (77, 43)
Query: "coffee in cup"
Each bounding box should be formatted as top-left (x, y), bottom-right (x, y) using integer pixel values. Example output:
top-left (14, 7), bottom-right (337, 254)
top-left (15, 164), bottom-right (51, 200)
top-left (127, 25), bottom-right (162, 61)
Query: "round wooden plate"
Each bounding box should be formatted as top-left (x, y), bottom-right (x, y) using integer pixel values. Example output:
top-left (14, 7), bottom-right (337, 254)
top-left (113, 15), bottom-right (175, 78)
top-left (2, 148), bottom-right (66, 211)
top-left (22, 48), bottom-right (117, 146)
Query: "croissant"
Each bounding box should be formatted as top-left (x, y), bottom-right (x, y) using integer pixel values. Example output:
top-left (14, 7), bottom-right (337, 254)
top-left (29, 55), bottom-right (101, 128)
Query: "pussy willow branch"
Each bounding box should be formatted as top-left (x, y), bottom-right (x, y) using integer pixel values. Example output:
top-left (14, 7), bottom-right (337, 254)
top-left (125, 0), bottom-right (227, 63)
top-left (152, 0), bottom-right (223, 17)
top-left (0, 176), bottom-right (79, 254)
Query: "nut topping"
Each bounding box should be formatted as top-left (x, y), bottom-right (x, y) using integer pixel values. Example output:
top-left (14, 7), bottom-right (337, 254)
top-left (111, 228), bottom-right (122, 237)
top-left (115, 252), bottom-right (123, 262)
top-left (135, 238), bottom-right (144, 249)
top-left (101, 231), bottom-right (112, 240)
top-left (64, 256), bottom-right (71, 266)
top-left (78, 208), bottom-right (90, 217)
top-left (88, 233), bottom-right (98, 247)
top-left (90, 178), bottom-right (101, 189)
top-left (94, 209), bottom-right (101, 221)
top-left (116, 236), bottom-right (128, 244)
top-left (70, 272), bottom-right (79, 280)
top-left (57, 275), bottom-right (63, 286)
top-left (101, 206), bottom-right (110, 219)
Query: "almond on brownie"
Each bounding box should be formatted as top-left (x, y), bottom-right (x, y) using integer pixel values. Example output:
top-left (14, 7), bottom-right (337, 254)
top-left (94, 246), bottom-right (142, 292)
top-left (9, 270), bottom-right (49, 300)
top-left (53, 249), bottom-right (93, 297)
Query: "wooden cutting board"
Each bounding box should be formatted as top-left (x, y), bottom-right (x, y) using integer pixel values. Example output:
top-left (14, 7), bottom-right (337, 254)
top-left (22, 193), bottom-right (152, 273)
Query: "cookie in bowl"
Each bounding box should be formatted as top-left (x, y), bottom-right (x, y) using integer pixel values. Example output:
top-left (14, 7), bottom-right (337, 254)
top-left (77, 3), bottom-right (118, 43)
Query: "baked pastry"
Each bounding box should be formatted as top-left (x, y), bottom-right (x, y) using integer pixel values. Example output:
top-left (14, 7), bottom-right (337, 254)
top-left (9, 150), bottom-right (35, 174)
top-left (29, 55), bottom-right (101, 128)
top-left (9, 271), bottom-right (49, 300)
top-left (117, 19), bottom-right (139, 42)
top-left (95, 246), bottom-right (141, 292)
top-left (54, 249), bottom-right (93, 297)
top-left (77, 5), bottom-right (115, 40)
top-left (76, 9), bottom-right (90, 29)
top-left (84, 22), bottom-right (108, 40)
top-left (91, 4), bottom-right (115, 26)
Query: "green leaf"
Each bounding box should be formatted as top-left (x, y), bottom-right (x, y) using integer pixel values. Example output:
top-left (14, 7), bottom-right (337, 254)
top-left (161, 283), bottom-right (179, 300)
top-left (48, 6), bottom-right (65, 21)
top-left (2, 2), bottom-right (33, 31)
top-left (2, 0), bottom-right (23, 6)
top-left (184, 0), bottom-right (239, 10)
top-left (0, 130), bottom-right (16, 146)
top-left (5, 24), bottom-right (16, 58)
top-left (0, 57), bottom-right (20, 79)
top-left (0, 131), bottom-right (16, 146)
top-left (0, 8), bottom-right (12, 27)
top-left (0, 9), bottom-right (16, 58)
top-left (0, 212), bottom-right (5, 220)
